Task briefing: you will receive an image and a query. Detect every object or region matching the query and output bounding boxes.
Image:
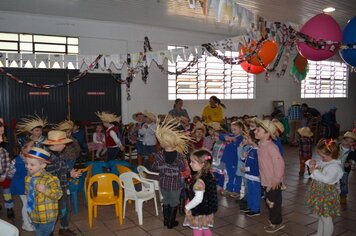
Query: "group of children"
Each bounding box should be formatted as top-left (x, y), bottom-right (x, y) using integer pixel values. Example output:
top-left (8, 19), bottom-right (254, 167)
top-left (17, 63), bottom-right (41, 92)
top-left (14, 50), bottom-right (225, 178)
top-left (0, 108), bottom-right (354, 236)
top-left (0, 111), bottom-right (127, 236)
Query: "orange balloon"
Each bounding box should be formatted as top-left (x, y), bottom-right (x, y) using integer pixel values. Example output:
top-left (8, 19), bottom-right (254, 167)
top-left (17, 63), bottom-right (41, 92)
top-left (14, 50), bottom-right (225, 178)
top-left (240, 61), bottom-right (265, 74)
top-left (241, 40), bottom-right (278, 67)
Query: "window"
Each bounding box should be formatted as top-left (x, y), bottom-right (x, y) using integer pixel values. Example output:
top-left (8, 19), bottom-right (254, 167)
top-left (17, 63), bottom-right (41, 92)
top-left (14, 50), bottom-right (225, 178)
top-left (0, 32), bottom-right (78, 54)
top-left (301, 60), bottom-right (348, 98)
top-left (168, 45), bottom-right (255, 100)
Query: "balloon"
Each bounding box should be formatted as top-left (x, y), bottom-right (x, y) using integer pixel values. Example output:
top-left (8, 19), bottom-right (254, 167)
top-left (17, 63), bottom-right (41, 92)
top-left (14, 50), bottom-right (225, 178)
top-left (240, 61), bottom-right (265, 74)
top-left (241, 40), bottom-right (278, 66)
top-left (340, 17), bottom-right (356, 67)
top-left (296, 13), bottom-right (342, 61)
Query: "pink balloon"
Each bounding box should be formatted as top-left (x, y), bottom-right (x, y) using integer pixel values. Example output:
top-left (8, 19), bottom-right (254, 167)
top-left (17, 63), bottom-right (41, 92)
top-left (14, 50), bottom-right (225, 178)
top-left (296, 13), bottom-right (342, 61)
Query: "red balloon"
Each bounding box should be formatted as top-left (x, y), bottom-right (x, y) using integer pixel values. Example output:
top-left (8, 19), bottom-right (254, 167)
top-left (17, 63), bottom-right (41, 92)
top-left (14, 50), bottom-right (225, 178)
top-left (240, 61), bottom-right (265, 74)
top-left (241, 40), bottom-right (278, 66)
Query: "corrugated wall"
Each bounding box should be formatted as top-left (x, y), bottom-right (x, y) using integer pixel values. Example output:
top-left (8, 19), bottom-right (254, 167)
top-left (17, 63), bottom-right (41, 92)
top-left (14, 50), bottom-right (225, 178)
top-left (0, 68), bottom-right (121, 152)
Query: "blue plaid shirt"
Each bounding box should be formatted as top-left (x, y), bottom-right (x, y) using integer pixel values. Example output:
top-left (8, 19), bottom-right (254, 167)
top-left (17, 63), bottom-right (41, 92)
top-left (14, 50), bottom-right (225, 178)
top-left (288, 105), bottom-right (303, 120)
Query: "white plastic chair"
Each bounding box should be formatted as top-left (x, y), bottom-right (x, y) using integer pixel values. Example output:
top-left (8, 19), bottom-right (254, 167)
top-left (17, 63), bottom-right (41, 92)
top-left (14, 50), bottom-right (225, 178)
top-left (136, 165), bottom-right (162, 201)
top-left (119, 172), bottom-right (159, 225)
top-left (0, 219), bottom-right (19, 236)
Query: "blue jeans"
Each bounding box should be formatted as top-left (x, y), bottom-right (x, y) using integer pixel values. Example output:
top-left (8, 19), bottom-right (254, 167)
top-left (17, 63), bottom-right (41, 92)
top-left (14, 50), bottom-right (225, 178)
top-left (107, 147), bottom-right (119, 162)
top-left (58, 188), bottom-right (71, 228)
top-left (225, 164), bottom-right (242, 192)
top-left (340, 172), bottom-right (349, 196)
top-left (247, 179), bottom-right (261, 213)
top-left (33, 221), bottom-right (56, 236)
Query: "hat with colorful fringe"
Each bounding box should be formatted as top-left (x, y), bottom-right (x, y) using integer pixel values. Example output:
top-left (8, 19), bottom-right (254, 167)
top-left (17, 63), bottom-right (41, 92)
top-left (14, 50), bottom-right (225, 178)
top-left (96, 111), bottom-right (121, 123)
top-left (17, 115), bottom-right (47, 134)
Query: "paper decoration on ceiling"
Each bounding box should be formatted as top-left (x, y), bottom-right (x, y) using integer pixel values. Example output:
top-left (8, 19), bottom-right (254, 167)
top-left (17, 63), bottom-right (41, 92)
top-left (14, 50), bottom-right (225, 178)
top-left (290, 53), bottom-right (308, 82)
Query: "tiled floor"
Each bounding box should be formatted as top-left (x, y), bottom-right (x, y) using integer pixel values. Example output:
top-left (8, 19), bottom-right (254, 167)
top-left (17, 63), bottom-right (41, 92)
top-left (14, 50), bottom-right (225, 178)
top-left (1, 146), bottom-right (356, 235)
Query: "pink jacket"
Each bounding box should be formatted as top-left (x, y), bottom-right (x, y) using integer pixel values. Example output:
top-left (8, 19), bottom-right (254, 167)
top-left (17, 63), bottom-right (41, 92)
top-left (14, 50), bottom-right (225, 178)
top-left (257, 140), bottom-right (285, 187)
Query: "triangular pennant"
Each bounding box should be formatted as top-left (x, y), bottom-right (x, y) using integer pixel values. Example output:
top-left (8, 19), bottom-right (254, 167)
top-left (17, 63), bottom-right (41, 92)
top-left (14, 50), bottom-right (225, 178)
top-left (64, 55), bottom-right (77, 69)
top-left (7, 53), bottom-right (21, 67)
top-left (50, 54), bottom-right (63, 68)
top-left (0, 53), bottom-right (6, 67)
top-left (130, 53), bottom-right (141, 67)
top-left (36, 54), bottom-right (49, 68)
top-left (171, 48), bottom-right (184, 63)
top-left (146, 51), bottom-right (158, 66)
top-left (22, 54), bottom-right (35, 68)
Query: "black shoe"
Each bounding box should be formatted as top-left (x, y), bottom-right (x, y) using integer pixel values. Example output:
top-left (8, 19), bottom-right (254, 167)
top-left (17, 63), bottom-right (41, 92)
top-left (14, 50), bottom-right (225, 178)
top-left (7, 208), bottom-right (15, 219)
top-left (163, 204), bottom-right (169, 226)
top-left (246, 211), bottom-right (260, 217)
top-left (167, 206), bottom-right (179, 229)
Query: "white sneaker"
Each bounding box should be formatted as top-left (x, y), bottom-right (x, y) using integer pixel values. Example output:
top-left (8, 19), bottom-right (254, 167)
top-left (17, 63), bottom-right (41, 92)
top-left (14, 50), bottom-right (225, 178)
top-left (22, 223), bottom-right (35, 231)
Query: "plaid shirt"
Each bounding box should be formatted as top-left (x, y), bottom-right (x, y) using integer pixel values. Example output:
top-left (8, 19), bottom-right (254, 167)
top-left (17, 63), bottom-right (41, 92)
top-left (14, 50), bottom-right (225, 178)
top-left (45, 151), bottom-right (71, 189)
top-left (152, 151), bottom-right (186, 191)
top-left (288, 105), bottom-right (303, 120)
top-left (0, 147), bottom-right (10, 179)
top-left (298, 137), bottom-right (313, 160)
top-left (25, 171), bottom-right (62, 223)
top-left (61, 138), bottom-right (81, 161)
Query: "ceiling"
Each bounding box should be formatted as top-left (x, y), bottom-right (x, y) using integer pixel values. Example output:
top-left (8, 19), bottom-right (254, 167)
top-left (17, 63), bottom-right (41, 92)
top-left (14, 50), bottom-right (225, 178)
top-left (0, 0), bottom-right (355, 36)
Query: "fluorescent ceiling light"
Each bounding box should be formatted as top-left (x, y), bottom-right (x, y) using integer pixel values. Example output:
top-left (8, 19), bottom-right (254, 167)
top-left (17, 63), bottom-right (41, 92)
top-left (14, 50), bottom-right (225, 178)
top-left (323, 7), bottom-right (336, 13)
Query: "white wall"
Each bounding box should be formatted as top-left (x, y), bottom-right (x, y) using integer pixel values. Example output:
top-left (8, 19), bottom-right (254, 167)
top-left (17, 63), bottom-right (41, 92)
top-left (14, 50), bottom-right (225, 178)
top-left (1, 11), bottom-right (355, 130)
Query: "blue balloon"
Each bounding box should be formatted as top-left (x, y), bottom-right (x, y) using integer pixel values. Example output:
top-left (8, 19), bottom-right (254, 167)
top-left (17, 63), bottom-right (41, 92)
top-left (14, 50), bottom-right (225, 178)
top-left (340, 17), bottom-right (356, 67)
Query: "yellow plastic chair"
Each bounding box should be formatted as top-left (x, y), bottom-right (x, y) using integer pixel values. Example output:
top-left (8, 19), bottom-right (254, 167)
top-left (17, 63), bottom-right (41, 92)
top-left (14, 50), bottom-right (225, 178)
top-left (87, 173), bottom-right (123, 228)
top-left (116, 164), bottom-right (140, 185)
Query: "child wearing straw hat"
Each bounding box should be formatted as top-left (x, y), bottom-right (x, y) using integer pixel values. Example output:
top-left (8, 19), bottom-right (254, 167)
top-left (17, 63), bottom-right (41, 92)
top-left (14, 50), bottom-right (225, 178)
top-left (152, 117), bottom-right (190, 229)
top-left (24, 146), bottom-right (62, 236)
top-left (255, 119), bottom-right (285, 233)
top-left (141, 111), bottom-right (157, 167)
top-left (10, 140), bottom-right (35, 231)
top-left (338, 131), bottom-right (356, 204)
top-left (17, 115), bottom-right (47, 149)
top-left (96, 111), bottom-right (124, 162)
top-left (297, 127), bottom-right (313, 177)
top-left (191, 122), bottom-right (206, 150)
top-left (55, 120), bottom-right (81, 170)
top-left (44, 130), bottom-right (81, 236)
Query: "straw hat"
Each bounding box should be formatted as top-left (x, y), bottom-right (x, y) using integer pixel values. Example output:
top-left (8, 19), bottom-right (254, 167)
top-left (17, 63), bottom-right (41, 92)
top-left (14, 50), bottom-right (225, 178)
top-left (156, 116), bottom-right (192, 154)
top-left (192, 121), bottom-right (207, 135)
top-left (132, 112), bottom-right (146, 122)
top-left (271, 119), bottom-right (285, 137)
top-left (292, 101), bottom-right (300, 106)
top-left (96, 111), bottom-right (121, 123)
top-left (17, 115), bottom-right (47, 134)
top-left (142, 111), bottom-right (157, 122)
top-left (297, 127), bottom-right (313, 137)
top-left (25, 147), bottom-right (51, 163)
top-left (256, 118), bottom-right (277, 139)
top-left (43, 130), bottom-right (72, 145)
top-left (207, 122), bottom-right (222, 131)
top-left (55, 120), bottom-right (74, 131)
top-left (343, 131), bottom-right (356, 141)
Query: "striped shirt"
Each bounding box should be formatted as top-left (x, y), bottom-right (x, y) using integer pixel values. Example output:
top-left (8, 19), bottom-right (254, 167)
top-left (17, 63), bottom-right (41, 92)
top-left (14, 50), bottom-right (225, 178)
top-left (0, 147), bottom-right (10, 179)
top-left (288, 105), bottom-right (303, 120)
top-left (25, 171), bottom-right (62, 223)
top-left (46, 151), bottom-right (71, 189)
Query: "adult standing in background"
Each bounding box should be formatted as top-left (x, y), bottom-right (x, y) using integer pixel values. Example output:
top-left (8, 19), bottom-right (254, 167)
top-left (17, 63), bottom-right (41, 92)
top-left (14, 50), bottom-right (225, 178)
top-left (287, 101), bottom-right (303, 146)
top-left (202, 96), bottom-right (226, 124)
top-left (301, 103), bottom-right (320, 125)
top-left (168, 99), bottom-right (190, 121)
top-left (321, 106), bottom-right (340, 139)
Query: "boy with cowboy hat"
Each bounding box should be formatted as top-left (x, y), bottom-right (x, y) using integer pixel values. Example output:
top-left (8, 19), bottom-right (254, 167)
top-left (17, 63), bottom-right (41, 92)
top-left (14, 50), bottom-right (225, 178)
top-left (55, 120), bottom-right (81, 169)
top-left (254, 119), bottom-right (285, 233)
top-left (96, 111), bottom-right (124, 162)
top-left (44, 130), bottom-right (81, 236)
top-left (152, 116), bottom-right (190, 229)
top-left (297, 127), bottom-right (313, 177)
top-left (25, 146), bottom-right (62, 236)
top-left (17, 114), bottom-right (48, 149)
top-left (338, 131), bottom-right (356, 204)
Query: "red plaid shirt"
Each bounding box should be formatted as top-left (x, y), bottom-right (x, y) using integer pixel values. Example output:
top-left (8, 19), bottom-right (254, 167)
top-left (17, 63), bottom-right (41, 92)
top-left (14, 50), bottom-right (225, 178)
top-left (152, 151), bottom-right (186, 191)
top-left (298, 137), bottom-right (313, 160)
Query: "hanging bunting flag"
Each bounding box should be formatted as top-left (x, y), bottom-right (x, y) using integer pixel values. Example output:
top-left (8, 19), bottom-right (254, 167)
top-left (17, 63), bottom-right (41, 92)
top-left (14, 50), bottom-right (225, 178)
top-left (36, 54), bottom-right (49, 68)
top-left (64, 55), bottom-right (78, 69)
top-left (22, 54), bottom-right (35, 68)
top-left (50, 54), bottom-right (63, 68)
top-left (8, 53), bottom-right (21, 67)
